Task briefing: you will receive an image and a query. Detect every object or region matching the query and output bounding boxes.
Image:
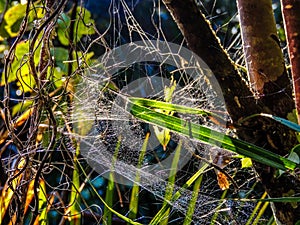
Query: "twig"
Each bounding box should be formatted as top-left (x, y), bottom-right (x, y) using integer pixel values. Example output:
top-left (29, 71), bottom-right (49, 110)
top-left (3, 0), bottom-right (31, 151)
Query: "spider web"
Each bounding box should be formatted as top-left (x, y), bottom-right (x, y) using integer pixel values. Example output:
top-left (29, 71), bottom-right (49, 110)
top-left (71, 0), bottom-right (263, 224)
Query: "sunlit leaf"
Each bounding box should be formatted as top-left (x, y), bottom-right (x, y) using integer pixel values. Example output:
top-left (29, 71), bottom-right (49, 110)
top-left (47, 67), bottom-right (64, 88)
top-left (153, 126), bottom-right (171, 151)
top-left (3, 4), bottom-right (27, 37)
top-left (163, 76), bottom-right (176, 103)
top-left (72, 51), bottom-right (94, 67)
top-left (287, 145), bottom-right (300, 164)
top-left (0, 44), bottom-right (7, 52)
top-left (57, 13), bottom-right (71, 46)
top-left (0, 2), bottom-right (44, 38)
top-left (50, 47), bottom-right (94, 75)
top-left (0, 40), bottom-right (41, 92)
top-left (151, 163), bottom-right (209, 225)
top-left (127, 99), bottom-right (300, 171)
top-left (241, 157), bottom-right (253, 168)
top-left (129, 97), bottom-right (224, 121)
top-left (153, 76), bottom-right (176, 150)
top-left (0, 158), bottom-right (26, 224)
top-left (11, 100), bottom-right (34, 116)
top-left (37, 180), bottom-right (48, 225)
top-left (75, 7), bottom-right (95, 38)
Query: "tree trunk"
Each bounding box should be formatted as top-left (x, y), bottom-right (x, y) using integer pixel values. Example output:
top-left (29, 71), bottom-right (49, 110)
top-left (237, 0), bottom-right (285, 96)
top-left (162, 0), bottom-right (300, 224)
top-left (281, 0), bottom-right (300, 124)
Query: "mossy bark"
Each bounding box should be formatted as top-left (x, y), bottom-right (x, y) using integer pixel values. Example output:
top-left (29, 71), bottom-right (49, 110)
top-left (237, 0), bottom-right (285, 95)
top-left (162, 0), bottom-right (300, 224)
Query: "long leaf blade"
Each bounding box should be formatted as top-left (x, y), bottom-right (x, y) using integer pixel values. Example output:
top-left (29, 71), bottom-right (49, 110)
top-left (126, 100), bottom-right (299, 171)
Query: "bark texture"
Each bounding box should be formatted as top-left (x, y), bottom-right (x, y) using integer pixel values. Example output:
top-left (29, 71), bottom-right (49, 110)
top-left (162, 0), bottom-right (300, 224)
top-left (282, 0), bottom-right (300, 124)
top-left (237, 0), bottom-right (285, 95)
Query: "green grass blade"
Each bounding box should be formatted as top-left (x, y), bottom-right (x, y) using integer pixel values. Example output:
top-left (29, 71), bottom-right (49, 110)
top-left (266, 216), bottom-right (275, 225)
top-left (150, 163), bottom-right (210, 225)
top-left (76, 159), bottom-right (143, 225)
top-left (38, 180), bottom-right (48, 225)
top-left (129, 97), bottom-right (225, 121)
top-left (127, 101), bottom-right (299, 171)
top-left (103, 174), bottom-right (114, 225)
top-left (159, 141), bottom-right (183, 225)
top-left (69, 144), bottom-right (81, 225)
top-left (183, 172), bottom-right (204, 225)
top-left (128, 133), bottom-right (150, 224)
top-left (245, 191), bottom-right (268, 225)
top-left (103, 137), bottom-right (121, 225)
top-left (252, 201), bottom-right (270, 225)
top-left (210, 189), bottom-right (228, 225)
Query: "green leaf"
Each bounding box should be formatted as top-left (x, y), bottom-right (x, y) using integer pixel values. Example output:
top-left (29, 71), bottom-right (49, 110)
top-left (0, 2), bottom-right (44, 39)
top-left (57, 7), bottom-right (95, 46)
top-left (75, 7), bottom-right (95, 38)
top-left (287, 109), bottom-right (298, 124)
top-left (103, 138), bottom-right (121, 225)
top-left (288, 152), bottom-right (300, 164)
top-left (128, 133), bottom-right (149, 224)
top-left (164, 76), bottom-right (176, 103)
top-left (0, 40), bottom-right (41, 92)
top-left (159, 141), bottom-right (182, 225)
top-left (76, 158), bottom-right (143, 225)
top-left (0, 20), bottom-right (10, 39)
top-left (3, 4), bottom-right (27, 37)
top-left (287, 144), bottom-right (300, 164)
top-left (183, 173), bottom-right (203, 225)
top-left (241, 157), bottom-right (253, 168)
top-left (210, 189), bottom-right (228, 225)
top-left (38, 180), bottom-right (48, 225)
top-left (47, 67), bottom-right (64, 88)
top-left (0, 0), bottom-right (5, 13)
top-left (72, 50), bottom-right (94, 70)
top-left (11, 100), bottom-right (34, 116)
top-left (151, 163), bottom-right (209, 225)
top-left (57, 13), bottom-right (71, 46)
top-left (127, 98), bottom-right (300, 171)
top-left (50, 47), bottom-right (69, 72)
top-left (129, 97), bottom-right (225, 121)
top-left (153, 126), bottom-right (171, 150)
top-left (150, 76), bottom-right (176, 150)
top-left (69, 145), bottom-right (81, 225)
